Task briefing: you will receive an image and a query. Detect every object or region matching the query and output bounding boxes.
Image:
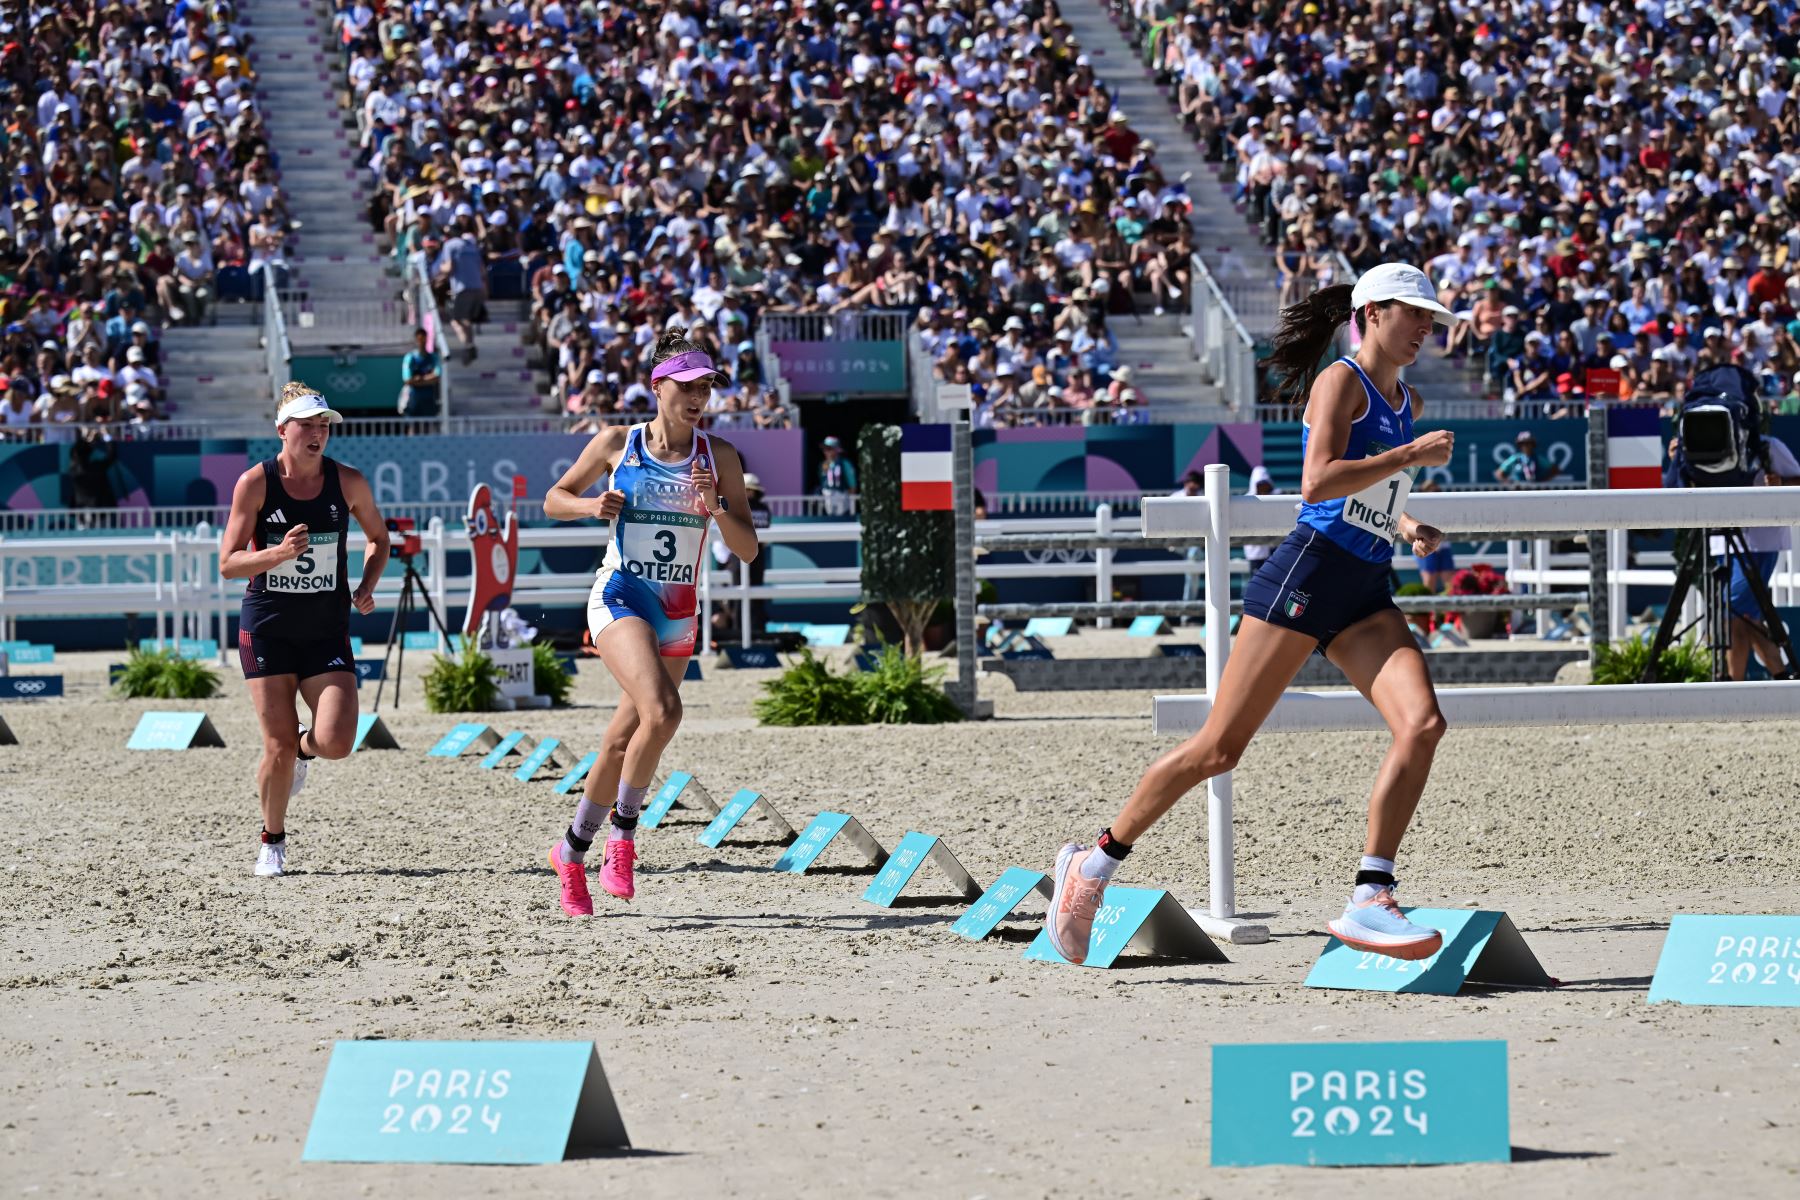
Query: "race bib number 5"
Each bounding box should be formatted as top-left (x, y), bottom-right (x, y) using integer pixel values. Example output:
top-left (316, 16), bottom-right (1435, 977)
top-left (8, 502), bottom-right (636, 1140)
top-left (266, 532), bottom-right (341, 593)
top-left (618, 511), bottom-right (703, 583)
top-left (1342, 471), bottom-right (1411, 542)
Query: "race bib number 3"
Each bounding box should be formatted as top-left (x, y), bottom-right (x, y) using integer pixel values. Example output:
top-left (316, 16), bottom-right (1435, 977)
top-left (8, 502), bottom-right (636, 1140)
top-left (618, 511), bottom-right (703, 584)
top-left (267, 532), bottom-right (341, 593)
top-left (1342, 471), bottom-right (1411, 542)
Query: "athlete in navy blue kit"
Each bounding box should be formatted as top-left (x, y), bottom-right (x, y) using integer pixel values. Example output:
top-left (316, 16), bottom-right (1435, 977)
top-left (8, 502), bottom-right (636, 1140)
top-left (220, 384), bottom-right (390, 877)
top-left (1046, 264), bottom-right (1463, 963)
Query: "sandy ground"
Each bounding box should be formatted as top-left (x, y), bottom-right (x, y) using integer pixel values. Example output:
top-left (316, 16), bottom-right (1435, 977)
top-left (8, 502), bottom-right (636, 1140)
top-left (2, 642), bottom-right (1797, 1199)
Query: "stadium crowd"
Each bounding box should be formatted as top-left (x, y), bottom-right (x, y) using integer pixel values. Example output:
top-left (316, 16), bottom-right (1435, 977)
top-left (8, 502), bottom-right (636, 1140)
top-left (0, 1), bottom-right (294, 442)
top-left (339, 0), bottom-right (1192, 428)
top-left (1132, 0), bottom-right (1800, 415)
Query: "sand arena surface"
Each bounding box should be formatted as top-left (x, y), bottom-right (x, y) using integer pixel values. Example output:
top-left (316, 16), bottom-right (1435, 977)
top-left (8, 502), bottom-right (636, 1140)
top-left (2, 643), bottom-right (1797, 1198)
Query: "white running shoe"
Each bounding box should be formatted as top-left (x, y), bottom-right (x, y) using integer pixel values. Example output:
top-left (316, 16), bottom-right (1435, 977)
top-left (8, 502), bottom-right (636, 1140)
top-left (254, 840), bottom-right (288, 877)
top-left (292, 723), bottom-right (312, 798)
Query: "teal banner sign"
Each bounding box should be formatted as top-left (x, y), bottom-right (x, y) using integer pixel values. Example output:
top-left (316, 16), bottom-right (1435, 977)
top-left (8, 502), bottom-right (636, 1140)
top-left (1211, 1040), bottom-right (1510, 1167)
top-left (1649, 914), bottom-right (1800, 1006)
top-left (301, 1040), bottom-right (629, 1163)
top-left (767, 339), bottom-right (906, 396)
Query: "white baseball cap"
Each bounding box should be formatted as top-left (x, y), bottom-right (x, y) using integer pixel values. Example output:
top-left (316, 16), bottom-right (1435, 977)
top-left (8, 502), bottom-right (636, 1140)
top-left (1349, 262), bottom-right (1463, 325)
top-left (277, 392), bottom-right (344, 425)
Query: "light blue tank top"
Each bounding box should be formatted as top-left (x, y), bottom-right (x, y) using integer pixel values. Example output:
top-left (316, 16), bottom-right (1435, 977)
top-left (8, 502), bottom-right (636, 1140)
top-left (599, 423), bottom-right (714, 618)
top-left (1296, 358), bottom-right (1415, 563)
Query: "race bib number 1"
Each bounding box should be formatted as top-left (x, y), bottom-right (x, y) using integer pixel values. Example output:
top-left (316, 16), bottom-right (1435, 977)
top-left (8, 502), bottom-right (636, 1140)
top-left (1341, 471), bottom-right (1411, 542)
top-left (267, 532), bottom-right (341, 593)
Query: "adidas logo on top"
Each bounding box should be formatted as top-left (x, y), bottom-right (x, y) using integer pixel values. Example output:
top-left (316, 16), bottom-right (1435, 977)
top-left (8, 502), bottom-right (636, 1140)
top-left (269, 507), bottom-right (287, 523)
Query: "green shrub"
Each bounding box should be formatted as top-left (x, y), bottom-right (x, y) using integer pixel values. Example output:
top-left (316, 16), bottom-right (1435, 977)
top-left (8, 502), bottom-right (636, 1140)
top-left (854, 644), bottom-right (963, 724)
top-left (422, 644), bottom-right (499, 712)
top-left (1394, 582), bottom-right (1434, 597)
top-left (531, 641), bottom-right (574, 707)
top-left (753, 649), bottom-right (869, 726)
top-left (112, 645), bottom-right (220, 700)
top-left (1590, 633), bottom-right (1712, 684)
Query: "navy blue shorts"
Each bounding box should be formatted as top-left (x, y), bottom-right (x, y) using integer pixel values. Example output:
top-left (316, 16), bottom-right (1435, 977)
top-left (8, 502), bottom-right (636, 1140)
top-left (1242, 528), bottom-right (1397, 649)
top-left (239, 628), bottom-right (354, 680)
top-left (1728, 551), bottom-right (1779, 619)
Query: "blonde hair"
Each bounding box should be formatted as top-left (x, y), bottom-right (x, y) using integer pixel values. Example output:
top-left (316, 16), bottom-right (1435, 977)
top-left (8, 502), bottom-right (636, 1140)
top-left (280, 381), bottom-right (322, 404)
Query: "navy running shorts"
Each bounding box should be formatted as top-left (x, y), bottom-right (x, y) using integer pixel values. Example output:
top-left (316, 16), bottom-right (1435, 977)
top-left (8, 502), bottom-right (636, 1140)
top-left (239, 629), bottom-right (355, 680)
top-left (1242, 527), bottom-right (1398, 650)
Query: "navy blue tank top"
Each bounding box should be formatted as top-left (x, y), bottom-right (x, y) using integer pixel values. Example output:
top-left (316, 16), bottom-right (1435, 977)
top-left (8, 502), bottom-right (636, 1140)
top-left (241, 458), bottom-right (352, 635)
top-left (1296, 358), bottom-right (1416, 563)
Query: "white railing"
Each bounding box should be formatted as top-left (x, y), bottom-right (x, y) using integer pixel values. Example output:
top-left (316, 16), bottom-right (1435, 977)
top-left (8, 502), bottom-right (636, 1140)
top-left (1140, 465), bottom-right (1800, 943)
top-left (263, 263), bottom-right (291, 408)
top-left (1190, 252), bottom-right (1258, 411)
top-left (758, 310), bottom-right (912, 343)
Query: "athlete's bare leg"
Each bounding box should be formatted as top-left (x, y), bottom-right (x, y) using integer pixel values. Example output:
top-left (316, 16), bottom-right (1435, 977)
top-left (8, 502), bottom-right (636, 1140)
top-left (297, 670), bottom-right (358, 759)
top-left (247, 674), bottom-right (302, 834)
top-left (1324, 607), bottom-right (1447, 860)
top-left (1108, 616), bottom-right (1318, 843)
top-left (582, 647), bottom-right (687, 811)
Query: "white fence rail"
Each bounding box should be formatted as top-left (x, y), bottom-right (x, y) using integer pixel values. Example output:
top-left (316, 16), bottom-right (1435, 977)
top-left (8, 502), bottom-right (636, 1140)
top-left (1142, 466), bottom-right (1800, 944)
top-left (1190, 252), bottom-right (1257, 411)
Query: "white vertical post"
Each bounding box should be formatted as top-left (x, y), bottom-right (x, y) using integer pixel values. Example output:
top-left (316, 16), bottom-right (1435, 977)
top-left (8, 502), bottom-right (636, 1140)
top-left (1094, 503), bottom-right (1114, 629)
top-left (1202, 464), bottom-right (1234, 919)
top-left (1608, 527), bottom-right (1627, 642)
top-left (699, 558), bottom-right (712, 653)
top-left (429, 519), bottom-right (449, 653)
top-left (1532, 538), bottom-right (1549, 637)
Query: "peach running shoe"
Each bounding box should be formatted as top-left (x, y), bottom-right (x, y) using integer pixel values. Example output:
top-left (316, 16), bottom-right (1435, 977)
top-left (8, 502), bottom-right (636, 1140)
top-left (1327, 886), bottom-right (1444, 961)
top-left (1046, 842), bottom-right (1107, 964)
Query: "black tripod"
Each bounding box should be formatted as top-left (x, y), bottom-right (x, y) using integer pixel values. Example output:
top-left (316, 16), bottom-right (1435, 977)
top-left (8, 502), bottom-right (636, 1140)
top-left (374, 552), bottom-right (457, 709)
top-left (1642, 525), bottom-right (1796, 682)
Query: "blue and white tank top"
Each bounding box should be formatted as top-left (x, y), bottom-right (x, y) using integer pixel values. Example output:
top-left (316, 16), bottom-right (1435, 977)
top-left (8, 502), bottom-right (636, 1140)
top-left (599, 424), bottom-right (714, 619)
top-left (1296, 357), bottom-right (1416, 563)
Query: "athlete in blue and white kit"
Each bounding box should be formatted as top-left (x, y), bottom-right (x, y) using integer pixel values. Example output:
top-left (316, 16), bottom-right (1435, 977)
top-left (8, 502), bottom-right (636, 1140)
top-left (542, 331), bottom-right (760, 915)
top-left (1046, 264), bottom-right (1462, 963)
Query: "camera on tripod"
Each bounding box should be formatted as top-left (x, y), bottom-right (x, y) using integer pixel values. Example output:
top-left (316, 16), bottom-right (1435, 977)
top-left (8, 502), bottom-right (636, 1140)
top-left (385, 516), bottom-right (422, 559)
top-left (1674, 364), bottom-right (1770, 488)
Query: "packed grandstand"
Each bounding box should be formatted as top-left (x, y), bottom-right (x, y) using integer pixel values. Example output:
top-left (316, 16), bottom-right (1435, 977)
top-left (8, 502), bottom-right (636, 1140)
top-left (4, 0), bottom-right (1800, 440)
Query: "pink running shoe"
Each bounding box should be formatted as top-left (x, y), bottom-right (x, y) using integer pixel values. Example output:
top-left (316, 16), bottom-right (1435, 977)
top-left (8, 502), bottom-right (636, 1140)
top-left (1045, 842), bottom-right (1107, 965)
top-left (599, 837), bottom-right (636, 901)
top-left (549, 845), bottom-right (593, 917)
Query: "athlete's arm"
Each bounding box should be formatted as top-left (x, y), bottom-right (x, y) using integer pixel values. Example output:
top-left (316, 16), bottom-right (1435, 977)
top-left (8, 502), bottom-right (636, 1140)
top-left (545, 425), bottom-right (629, 522)
top-left (219, 466), bottom-right (308, 579)
top-left (695, 438), bottom-right (760, 562)
top-left (340, 465), bottom-right (390, 616)
top-left (1299, 368), bottom-right (1453, 503)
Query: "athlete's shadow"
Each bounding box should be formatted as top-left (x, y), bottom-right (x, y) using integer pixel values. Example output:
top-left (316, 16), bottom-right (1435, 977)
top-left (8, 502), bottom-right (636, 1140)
top-left (646, 911), bottom-right (952, 934)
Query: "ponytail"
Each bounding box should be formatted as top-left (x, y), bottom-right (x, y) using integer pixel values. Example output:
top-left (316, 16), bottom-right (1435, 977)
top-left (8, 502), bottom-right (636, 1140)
top-left (651, 328), bottom-right (697, 365)
top-left (1265, 283), bottom-right (1356, 405)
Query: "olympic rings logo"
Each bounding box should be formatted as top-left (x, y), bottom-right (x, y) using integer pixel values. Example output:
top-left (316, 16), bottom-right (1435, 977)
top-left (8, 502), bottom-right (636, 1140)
top-left (9, 679), bottom-right (47, 694)
top-left (325, 371), bottom-right (366, 392)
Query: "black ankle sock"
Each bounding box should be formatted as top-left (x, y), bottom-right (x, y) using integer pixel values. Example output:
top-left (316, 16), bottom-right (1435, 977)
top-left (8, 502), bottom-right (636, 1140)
top-left (564, 827), bottom-right (593, 854)
top-left (1355, 869), bottom-right (1396, 887)
top-left (261, 828), bottom-right (286, 845)
top-left (1097, 828), bottom-right (1133, 861)
top-left (611, 813), bottom-right (638, 832)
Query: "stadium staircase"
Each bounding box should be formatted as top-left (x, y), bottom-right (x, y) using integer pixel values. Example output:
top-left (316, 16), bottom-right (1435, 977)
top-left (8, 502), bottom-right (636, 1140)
top-left (1069, 3), bottom-right (1485, 417)
top-left (212, 0), bottom-right (543, 423)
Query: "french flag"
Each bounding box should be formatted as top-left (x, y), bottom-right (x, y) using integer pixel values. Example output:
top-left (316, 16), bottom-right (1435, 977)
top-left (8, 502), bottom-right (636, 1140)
top-left (1606, 405), bottom-right (1663, 489)
top-left (900, 423), bottom-right (954, 510)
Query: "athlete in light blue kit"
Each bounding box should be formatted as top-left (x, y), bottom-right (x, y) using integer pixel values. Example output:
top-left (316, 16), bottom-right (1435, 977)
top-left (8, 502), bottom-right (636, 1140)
top-left (1045, 264), bottom-right (1462, 963)
top-left (542, 331), bottom-right (760, 915)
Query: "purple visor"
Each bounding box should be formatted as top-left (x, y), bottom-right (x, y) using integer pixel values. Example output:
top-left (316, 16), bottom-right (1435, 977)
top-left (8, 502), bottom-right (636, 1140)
top-left (650, 350), bottom-right (726, 384)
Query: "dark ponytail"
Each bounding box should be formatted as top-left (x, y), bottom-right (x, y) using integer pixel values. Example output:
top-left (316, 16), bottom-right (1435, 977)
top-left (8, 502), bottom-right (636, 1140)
top-left (1265, 283), bottom-right (1364, 404)
top-left (652, 328), bottom-right (697, 365)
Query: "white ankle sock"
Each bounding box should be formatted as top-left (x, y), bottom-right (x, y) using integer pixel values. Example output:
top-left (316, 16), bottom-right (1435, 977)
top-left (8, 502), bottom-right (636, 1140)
top-left (1079, 846), bottom-right (1121, 881)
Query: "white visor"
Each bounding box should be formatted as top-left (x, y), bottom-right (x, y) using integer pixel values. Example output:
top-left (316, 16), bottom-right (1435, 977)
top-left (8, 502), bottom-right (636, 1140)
top-left (277, 393), bottom-right (344, 426)
top-left (1349, 262), bottom-right (1463, 326)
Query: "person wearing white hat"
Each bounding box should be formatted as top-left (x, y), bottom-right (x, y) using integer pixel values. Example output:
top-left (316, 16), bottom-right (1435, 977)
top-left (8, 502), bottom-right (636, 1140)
top-left (219, 383), bottom-right (391, 878)
top-left (1044, 264), bottom-right (1461, 967)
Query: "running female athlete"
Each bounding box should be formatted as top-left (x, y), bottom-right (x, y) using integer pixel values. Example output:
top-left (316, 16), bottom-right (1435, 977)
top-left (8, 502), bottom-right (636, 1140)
top-left (1046, 263), bottom-right (1462, 962)
top-left (220, 383), bottom-right (390, 876)
top-left (543, 331), bottom-right (759, 915)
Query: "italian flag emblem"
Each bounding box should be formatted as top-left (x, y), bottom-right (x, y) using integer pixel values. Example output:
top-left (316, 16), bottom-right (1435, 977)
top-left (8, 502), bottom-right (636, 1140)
top-left (1285, 591), bottom-right (1310, 619)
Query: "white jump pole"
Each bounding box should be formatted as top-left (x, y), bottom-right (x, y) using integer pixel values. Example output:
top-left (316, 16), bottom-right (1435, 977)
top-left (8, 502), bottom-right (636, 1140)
top-left (1196, 465), bottom-right (1266, 944)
